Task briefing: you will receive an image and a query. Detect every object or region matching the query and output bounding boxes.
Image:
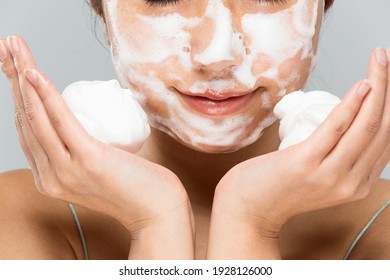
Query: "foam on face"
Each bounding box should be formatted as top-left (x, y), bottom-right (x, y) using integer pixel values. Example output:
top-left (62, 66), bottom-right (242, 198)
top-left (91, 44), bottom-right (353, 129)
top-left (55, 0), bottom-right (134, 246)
top-left (104, 0), bottom-right (322, 153)
top-left (237, 0), bottom-right (320, 88)
top-left (194, 0), bottom-right (244, 66)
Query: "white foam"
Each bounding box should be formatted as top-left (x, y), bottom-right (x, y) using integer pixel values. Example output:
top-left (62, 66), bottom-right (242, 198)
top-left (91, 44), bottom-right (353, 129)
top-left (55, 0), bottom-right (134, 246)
top-left (62, 80), bottom-right (151, 153)
top-left (274, 90), bottom-right (340, 150)
top-left (103, 0), bottom-right (323, 153)
top-left (194, 0), bottom-right (245, 66)
top-left (237, 0), bottom-right (320, 88)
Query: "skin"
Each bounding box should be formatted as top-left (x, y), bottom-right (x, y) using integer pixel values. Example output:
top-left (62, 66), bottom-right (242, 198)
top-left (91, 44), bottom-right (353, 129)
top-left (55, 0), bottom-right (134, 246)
top-left (0, 0), bottom-right (389, 259)
top-left (103, 0), bottom-right (322, 153)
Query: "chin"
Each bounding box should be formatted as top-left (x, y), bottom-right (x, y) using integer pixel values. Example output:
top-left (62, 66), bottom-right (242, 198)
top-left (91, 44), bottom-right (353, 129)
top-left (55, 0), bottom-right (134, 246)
top-left (188, 143), bottom-right (244, 154)
top-left (170, 131), bottom-right (261, 154)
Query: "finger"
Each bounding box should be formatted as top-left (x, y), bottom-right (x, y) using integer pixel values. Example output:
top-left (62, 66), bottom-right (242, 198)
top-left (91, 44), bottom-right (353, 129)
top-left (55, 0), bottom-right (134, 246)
top-left (23, 68), bottom-right (69, 161)
top-left (325, 48), bottom-right (388, 170)
top-left (5, 36), bottom-right (37, 112)
top-left (26, 67), bottom-right (96, 157)
top-left (350, 48), bottom-right (390, 180)
top-left (370, 144), bottom-right (390, 185)
top-left (1, 38), bottom-right (44, 186)
top-left (2, 37), bottom-right (30, 121)
top-left (7, 35), bottom-right (37, 74)
top-left (2, 37), bottom-right (49, 165)
top-left (303, 79), bottom-right (371, 161)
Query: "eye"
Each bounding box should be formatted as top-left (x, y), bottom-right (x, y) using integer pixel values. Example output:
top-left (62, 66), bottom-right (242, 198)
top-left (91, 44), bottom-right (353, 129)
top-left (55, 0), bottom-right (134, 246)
top-left (257, 0), bottom-right (288, 4)
top-left (146, 0), bottom-right (288, 7)
top-left (145, 0), bottom-right (180, 7)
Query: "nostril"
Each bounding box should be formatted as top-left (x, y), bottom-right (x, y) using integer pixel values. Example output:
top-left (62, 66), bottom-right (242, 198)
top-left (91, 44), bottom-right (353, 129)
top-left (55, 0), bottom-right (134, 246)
top-left (193, 30), bottom-right (245, 71)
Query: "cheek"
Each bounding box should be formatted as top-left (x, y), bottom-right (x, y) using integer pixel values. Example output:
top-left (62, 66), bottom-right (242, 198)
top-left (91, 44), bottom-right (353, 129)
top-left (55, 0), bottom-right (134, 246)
top-left (115, 11), bottom-right (198, 69)
top-left (238, 0), bottom-right (321, 89)
top-left (280, 57), bottom-right (312, 86)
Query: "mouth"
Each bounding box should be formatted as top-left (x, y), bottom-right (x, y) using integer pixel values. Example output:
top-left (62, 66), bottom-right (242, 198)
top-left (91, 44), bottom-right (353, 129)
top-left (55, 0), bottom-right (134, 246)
top-left (174, 88), bottom-right (257, 116)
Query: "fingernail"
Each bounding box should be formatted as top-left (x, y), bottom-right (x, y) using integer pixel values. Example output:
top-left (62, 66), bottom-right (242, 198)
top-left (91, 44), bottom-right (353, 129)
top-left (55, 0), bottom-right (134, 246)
top-left (26, 68), bottom-right (48, 86)
top-left (376, 48), bottom-right (387, 66)
top-left (25, 69), bottom-right (38, 86)
top-left (0, 39), bottom-right (7, 61)
top-left (7, 36), bottom-right (20, 57)
top-left (357, 79), bottom-right (371, 98)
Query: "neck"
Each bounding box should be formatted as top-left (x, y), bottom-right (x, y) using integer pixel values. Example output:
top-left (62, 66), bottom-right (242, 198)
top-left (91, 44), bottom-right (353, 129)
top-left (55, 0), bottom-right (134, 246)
top-left (138, 122), bottom-right (281, 209)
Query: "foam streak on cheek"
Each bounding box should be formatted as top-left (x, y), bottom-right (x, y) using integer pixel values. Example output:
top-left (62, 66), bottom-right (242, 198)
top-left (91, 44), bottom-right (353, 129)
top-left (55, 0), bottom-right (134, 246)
top-left (106, 0), bottom-right (198, 74)
top-left (236, 0), bottom-right (320, 89)
top-left (134, 15), bottom-right (200, 71)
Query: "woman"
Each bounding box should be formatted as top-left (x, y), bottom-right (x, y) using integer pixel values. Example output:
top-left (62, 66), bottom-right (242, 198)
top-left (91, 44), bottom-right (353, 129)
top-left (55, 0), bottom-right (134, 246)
top-left (0, 0), bottom-right (389, 260)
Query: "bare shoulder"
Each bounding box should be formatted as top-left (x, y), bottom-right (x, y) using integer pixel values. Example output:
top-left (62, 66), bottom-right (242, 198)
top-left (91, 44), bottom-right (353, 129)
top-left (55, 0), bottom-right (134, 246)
top-left (0, 169), bottom-right (131, 260)
top-left (0, 169), bottom-right (81, 259)
top-left (280, 178), bottom-right (390, 259)
top-left (346, 178), bottom-right (390, 260)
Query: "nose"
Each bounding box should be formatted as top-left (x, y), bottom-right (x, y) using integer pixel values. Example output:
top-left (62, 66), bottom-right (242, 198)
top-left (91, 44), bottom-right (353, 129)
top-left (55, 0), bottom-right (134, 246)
top-left (192, 1), bottom-right (245, 72)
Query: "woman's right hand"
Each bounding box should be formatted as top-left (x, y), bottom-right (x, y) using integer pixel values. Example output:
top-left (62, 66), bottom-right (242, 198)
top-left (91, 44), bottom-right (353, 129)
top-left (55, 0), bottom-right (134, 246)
top-left (0, 36), bottom-right (194, 259)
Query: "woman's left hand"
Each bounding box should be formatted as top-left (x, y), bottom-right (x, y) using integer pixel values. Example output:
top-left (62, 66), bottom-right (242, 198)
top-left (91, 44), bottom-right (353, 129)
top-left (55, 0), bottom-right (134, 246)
top-left (207, 48), bottom-right (390, 259)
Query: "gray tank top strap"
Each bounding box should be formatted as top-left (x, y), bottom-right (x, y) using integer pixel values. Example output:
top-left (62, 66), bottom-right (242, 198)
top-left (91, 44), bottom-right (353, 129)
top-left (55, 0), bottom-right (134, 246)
top-left (343, 200), bottom-right (390, 260)
top-left (68, 203), bottom-right (89, 260)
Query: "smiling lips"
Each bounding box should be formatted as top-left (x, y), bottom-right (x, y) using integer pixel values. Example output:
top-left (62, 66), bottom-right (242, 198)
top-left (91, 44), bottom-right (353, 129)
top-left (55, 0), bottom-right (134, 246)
top-left (177, 89), bottom-right (256, 116)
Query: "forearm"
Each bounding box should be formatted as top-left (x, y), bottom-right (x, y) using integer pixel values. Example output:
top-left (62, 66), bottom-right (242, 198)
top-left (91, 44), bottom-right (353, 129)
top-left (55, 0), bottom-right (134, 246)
top-left (207, 193), bottom-right (281, 260)
top-left (128, 209), bottom-right (195, 260)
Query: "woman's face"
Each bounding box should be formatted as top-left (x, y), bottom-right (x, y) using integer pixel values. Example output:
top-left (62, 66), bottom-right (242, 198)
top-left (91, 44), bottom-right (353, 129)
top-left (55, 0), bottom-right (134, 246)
top-left (102, 0), bottom-right (324, 153)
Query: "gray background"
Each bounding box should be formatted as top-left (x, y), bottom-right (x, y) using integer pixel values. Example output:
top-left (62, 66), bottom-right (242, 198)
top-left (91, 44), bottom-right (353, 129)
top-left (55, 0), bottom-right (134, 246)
top-left (0, 0), bottom-right (389, 179)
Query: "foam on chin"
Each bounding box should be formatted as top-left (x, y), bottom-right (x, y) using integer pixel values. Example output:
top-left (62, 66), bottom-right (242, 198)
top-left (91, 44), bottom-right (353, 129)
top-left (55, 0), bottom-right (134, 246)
top-left (274, 90), bottom-right (341, 150)
top-left (62, 80), bottom-right (151, 153)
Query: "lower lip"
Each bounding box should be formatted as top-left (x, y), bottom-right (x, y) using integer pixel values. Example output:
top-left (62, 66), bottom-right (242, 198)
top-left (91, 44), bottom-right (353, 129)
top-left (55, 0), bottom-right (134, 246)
top-left (178, 92), bottom-right (255, 116)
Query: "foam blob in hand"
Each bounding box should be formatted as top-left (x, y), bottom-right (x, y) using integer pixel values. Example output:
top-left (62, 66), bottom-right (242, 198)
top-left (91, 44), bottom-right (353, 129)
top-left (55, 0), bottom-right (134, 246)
top-left (274, 90), bottom-right (341, 150)
top-left (62, 80), bottom-right (151, 153)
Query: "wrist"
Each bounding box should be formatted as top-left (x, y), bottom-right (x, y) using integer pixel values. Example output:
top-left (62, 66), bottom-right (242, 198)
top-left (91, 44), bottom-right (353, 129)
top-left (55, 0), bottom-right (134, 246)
top-left (208, 202), bottom-right (281, 259)
top-left (214, 169), bottom-right (286, 234)
top-left (127, 204), bottom-right (195, 260)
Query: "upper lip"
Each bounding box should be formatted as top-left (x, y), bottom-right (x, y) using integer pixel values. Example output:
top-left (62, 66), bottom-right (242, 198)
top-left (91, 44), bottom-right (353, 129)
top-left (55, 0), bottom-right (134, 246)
top-left (173, 88), bottom-right (255, 100)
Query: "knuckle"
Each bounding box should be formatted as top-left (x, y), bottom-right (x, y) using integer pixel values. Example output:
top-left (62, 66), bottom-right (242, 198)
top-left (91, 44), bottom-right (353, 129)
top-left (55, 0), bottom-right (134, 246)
top-left (365, 113), bottom-right (382, 134)
top-left (13, 106), bottom-right (24, 129)
top-left (23, 101), bottom-right (35, 123)
top-left (54, 165), bottom-right (72, 186)
top-left (49, 114), bottom-right (62, 130)
top-left (355, 186), bottom-right (370, 200)
top-left (329, 106), bottom-right (350, 137)
top-left (335, 184), bottom-right (356, 200)
top-left (42, 185), bottom-right (64, 199)
top-left (291, 161), bottom-right (311, 180)
top-left (39, 174), bottom-right (66, 199)
top-left (1, 59), bottom-right (16, 80)
top-left (335, 176), bottom-right (364, 201)
top-left (321, 175), bottom-right (337, 190)
top-left (329, 116), bottom-right (349, 137)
